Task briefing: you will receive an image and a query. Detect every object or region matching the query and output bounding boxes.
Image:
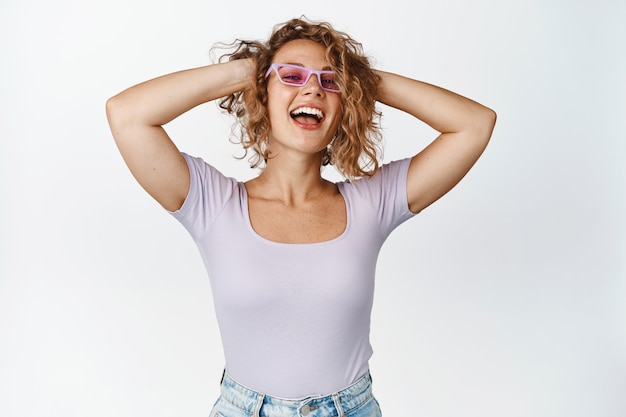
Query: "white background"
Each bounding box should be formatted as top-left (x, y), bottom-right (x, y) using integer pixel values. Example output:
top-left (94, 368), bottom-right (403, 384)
top-left (1, 1), bottom-right (625, 416)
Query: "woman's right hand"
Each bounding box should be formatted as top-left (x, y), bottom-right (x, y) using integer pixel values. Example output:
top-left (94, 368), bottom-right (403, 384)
top-left (105, 58), bottom-right (255, 211)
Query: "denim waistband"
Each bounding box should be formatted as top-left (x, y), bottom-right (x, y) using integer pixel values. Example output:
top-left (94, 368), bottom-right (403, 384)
top-left (219, 370), bottom-right (374, 417)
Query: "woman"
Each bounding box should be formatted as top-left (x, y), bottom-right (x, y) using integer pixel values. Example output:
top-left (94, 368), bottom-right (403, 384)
top-left (106, 17), bottom-right (495, 417)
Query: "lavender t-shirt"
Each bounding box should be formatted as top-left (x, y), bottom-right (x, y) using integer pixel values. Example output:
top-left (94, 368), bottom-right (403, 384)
top-left (170, 153), bottom-right (415, 398)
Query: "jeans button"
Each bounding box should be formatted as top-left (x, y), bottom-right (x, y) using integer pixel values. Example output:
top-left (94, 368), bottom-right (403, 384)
top-left (301, 404), bottom-right (310, 416)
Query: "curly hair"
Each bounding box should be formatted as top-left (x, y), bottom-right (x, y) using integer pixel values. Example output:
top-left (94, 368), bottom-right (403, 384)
top-left (215, 17), bottom-right (383, 179)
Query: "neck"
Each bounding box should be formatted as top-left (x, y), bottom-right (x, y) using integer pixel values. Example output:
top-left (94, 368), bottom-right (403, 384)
top-left (247, 154), bottom-right (333, 205)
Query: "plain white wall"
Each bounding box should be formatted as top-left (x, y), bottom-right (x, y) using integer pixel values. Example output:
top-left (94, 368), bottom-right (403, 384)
top-left (1, 1), bottom-right (624, 416)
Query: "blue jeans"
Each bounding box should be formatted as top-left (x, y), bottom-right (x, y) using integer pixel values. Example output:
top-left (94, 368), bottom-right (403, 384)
top-left (209, 371), bottom-right (382, 417)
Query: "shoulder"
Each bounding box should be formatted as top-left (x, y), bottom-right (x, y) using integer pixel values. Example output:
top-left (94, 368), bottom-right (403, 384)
top-left (340, 157), bottom-right (412, 193)
top-left (170, 153), bottom-right (240, 217)
top-left (181, 153), bottom-right (238, 188)
top-left (338, 157), bottom-right (416, 236)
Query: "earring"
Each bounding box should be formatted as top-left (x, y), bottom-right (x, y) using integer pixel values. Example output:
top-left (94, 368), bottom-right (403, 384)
top-left (323, 136), bottom-right (335, 166)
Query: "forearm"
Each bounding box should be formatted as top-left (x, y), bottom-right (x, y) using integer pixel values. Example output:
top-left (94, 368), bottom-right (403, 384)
top-left (374, 70), bottom-right (495, 135)
top-left (107, 58), bottom-right (255, 128)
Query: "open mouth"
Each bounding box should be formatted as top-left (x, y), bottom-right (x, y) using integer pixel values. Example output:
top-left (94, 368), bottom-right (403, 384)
top-left (290, 106), bottom-right (324, 125)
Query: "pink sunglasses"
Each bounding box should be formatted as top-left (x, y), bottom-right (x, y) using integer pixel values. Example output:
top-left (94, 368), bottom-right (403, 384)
top-left (265, 63), bottom-right (340, 92)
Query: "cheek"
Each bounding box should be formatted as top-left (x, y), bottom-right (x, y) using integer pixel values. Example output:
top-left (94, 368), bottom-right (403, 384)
top-left (266, 94), bottom-right (284, 125)
top-left (266, 86), bottom-right (293, 118)
top-left (330, 101), bottom-right (343, 129)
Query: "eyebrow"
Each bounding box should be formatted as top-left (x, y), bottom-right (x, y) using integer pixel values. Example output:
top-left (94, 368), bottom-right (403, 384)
top-left (284, 62), bottom-right (333, 71)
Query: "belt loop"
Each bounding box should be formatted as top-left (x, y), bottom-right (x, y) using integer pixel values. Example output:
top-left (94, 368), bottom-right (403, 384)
top-left (332, 393), bottom-right (345, 417)
top-left (253, 392), bottom-right (265, 417)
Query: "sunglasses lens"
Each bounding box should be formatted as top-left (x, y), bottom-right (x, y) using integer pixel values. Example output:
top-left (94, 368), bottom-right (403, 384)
top-left (277, 66), bottom-right (309, 86)
top-left (320, 73), bottom-right (339, 91)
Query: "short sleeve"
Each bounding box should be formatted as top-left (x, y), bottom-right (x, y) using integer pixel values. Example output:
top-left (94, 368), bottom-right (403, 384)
top-left (168, 153), bottom-right (238, 240)
top-left (342, 157), bottom-right (416, 237)
top-left (375, 157), bottom-right (416, 235)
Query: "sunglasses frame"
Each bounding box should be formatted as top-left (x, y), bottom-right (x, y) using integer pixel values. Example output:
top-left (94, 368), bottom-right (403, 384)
top-left (265, 63), bottom-right (340, 92)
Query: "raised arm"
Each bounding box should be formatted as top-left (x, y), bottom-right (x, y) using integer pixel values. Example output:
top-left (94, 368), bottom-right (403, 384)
top-left (106, 59), bottom-right (255, 211)
top-left (375, 70), bottom-right (496, 214)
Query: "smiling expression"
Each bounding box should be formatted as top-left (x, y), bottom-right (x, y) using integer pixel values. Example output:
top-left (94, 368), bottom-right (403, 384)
top-left (266, 39), bottom-right (342, 161)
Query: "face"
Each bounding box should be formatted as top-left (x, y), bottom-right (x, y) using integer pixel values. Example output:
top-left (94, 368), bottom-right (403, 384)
top-left (266, 39), bottom-right (342, 161)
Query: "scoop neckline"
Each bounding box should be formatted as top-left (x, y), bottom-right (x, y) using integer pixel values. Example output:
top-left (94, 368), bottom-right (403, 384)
top-left (240, 181), bottom-right (350, 246)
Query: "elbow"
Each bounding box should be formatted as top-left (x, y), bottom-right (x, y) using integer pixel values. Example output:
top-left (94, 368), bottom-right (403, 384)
top-left (481, 104), bottom-right (497, 130)
top-left (487, 106), bottom-right (497, 129)
top-left (105, 94), bottom-right (136, 147)
top-left (487, 107), bottom-right (497, 137)
top-left (477, 105), bottom-right (497, 144)
top-left (106, 93), bottom-right (137, 136)
top-left (105, 94), bottom-right (122, 130)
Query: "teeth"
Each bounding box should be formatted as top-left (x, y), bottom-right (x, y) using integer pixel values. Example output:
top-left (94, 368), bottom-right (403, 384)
top-left (290, 106), bottom-right (324, 121)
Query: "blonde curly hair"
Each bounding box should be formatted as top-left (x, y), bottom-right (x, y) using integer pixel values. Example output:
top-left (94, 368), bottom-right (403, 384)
top-left (216, 17), bottom-right (383, 179)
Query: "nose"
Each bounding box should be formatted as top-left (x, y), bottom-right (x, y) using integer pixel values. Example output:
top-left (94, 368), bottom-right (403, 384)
top-left (302, 73), bottom-right (323, 95)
